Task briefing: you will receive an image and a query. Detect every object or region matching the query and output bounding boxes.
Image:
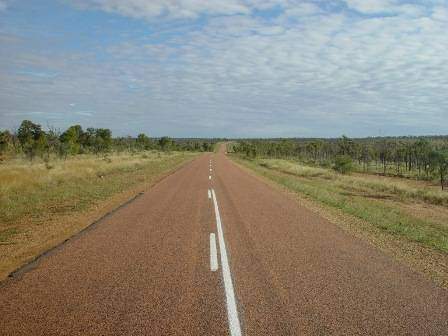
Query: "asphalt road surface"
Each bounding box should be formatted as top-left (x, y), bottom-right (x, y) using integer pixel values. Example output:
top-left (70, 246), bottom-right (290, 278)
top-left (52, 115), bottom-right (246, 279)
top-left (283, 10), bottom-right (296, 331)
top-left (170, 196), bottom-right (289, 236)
top-left (1, 148), bottom-right (447, 335)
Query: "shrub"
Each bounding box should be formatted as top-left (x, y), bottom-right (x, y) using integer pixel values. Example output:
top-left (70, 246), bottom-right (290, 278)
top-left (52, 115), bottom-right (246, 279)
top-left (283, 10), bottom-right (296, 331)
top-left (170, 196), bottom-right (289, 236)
top-left (333, 155), bottom-right (353, 174)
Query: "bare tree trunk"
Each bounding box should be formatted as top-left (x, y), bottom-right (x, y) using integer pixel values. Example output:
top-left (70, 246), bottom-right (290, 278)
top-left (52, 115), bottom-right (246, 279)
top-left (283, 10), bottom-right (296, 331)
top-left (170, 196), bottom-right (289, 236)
top-left (441, 171), bottom-right (444, 191)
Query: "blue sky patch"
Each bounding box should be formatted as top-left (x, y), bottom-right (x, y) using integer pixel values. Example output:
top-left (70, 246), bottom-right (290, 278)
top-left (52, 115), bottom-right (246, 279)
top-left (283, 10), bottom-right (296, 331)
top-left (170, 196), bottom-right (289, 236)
top-left (0, 0), bottom-right (447, 137)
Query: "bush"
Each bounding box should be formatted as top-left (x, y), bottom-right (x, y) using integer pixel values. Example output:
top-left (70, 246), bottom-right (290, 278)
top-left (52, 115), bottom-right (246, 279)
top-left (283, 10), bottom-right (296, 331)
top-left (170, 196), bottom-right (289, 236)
top-left (333, 155), bottom-right (353, 174)
top-left (320, 160), bottom-right (332, 168)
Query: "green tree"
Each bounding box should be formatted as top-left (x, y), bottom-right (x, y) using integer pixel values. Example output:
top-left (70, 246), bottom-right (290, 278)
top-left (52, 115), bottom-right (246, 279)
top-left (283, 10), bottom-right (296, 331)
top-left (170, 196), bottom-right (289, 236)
top-left (0, 130), bottom-right (12, 157)
top-left (378, 139), bottom-right (392, 175)
top-left (17, 120), bottom-right (47, 160)
top-left (360, 144), bottom-right (372, 172)
top-left (392, 142), bottom-right (407, 175)
top-left (430, 150), bottom-right (448, 190)
top-left (414, 138), bottom-right (431, 177)
top-left (337, 135), bottom-right (355, 156)
top-left (60, 125), bottom-right (83, 154)
top-left (94, 128), bottom-right (112, 153)
top-left (158, 136), bottom-right (174, 151)
top-left (136, 133), bottom-right (151, 150)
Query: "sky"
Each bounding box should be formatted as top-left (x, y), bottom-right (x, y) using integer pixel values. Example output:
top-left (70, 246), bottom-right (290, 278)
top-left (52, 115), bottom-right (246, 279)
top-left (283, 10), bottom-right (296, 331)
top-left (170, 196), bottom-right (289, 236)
top-left (0, 0), bottom-right (447, 138)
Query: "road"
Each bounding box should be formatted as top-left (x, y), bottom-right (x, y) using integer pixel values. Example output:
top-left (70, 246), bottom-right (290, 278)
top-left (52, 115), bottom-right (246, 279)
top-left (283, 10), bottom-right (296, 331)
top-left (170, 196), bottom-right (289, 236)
top-left (1, 148), bottom-right (447, 335)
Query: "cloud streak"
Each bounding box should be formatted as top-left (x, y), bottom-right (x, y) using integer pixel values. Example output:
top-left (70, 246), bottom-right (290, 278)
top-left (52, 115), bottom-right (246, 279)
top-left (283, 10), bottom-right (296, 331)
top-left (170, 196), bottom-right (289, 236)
top-left (71, 0), bottom-right (250, 20)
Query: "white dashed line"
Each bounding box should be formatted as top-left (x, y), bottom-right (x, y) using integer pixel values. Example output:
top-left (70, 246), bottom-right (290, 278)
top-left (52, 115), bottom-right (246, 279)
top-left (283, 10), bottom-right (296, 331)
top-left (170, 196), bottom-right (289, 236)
top-left (210, 233), bottom-right (218, 272)
top-left (211, 189), bottom-right (242, 336)
top-left (208, 189), bottom-right (211, 199)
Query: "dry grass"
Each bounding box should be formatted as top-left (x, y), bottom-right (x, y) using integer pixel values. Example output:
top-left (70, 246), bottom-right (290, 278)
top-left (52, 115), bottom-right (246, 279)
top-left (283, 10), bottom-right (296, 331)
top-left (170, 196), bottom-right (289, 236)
top-left (0, 152), bottom-right (189, 222)
top-left (0, 151), bottom-right (197, 279)
top-left (258, 159), bottom-right (448, 206)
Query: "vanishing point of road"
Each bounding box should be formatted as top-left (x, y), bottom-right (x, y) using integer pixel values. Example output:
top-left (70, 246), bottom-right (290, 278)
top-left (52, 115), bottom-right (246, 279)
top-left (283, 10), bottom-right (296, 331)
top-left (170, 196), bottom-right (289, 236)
top-left (1, 146), bottom-right (447, 335)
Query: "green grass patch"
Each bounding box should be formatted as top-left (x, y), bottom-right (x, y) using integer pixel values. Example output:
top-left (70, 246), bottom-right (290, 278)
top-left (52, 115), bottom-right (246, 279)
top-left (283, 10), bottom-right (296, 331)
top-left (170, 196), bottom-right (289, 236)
top-left (0, 228), bottom-right (19, 243)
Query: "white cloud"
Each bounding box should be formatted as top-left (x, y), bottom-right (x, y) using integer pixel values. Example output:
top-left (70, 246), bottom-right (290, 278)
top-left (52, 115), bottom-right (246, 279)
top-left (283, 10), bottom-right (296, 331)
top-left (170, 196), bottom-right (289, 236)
top-left (70, 0), bottom-right (330, 21)
top-left (71, 0), bottom-right (250, 20)
top-left (432, 6), bottom-right (448, 21)
top-left (283, 3), bottom-right (321, 17)
top-left (1, 0), bottom-right (448, 136)
top-left (344, 0), bottom-right (398, 14)
top-left (344, 0), bottom-right (432, 18)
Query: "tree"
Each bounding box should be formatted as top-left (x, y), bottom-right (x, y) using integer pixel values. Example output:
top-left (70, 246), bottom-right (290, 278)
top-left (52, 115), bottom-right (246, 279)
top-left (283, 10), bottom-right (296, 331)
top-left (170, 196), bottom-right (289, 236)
top-left (360, 144), bottom-right (372, 172)
top-left (337, 135), bottom-right (355, 156)
top-left (0, 130), bottom-right (12, 157)
top-left (378, 139), bottom-right (392, 175)
top-left (80, 128), bottom-right (96, 150)
top-left (430, 150), bottom-right (448, 190)
top-left (45, 126), bottom-right (62, 159)
top-left (414, 138), bottom-right (431, 177)
top-left (136, 133), bottom-right (151, 150)
top-left (158, 136), bottom-right (174, 151)
top-left (392, 142), bottom-right (406, 175)
top-left (94, 128), bottom-right (112, 153)
top-left (60, 125), bottom-right (83, 154)
top-left (17, 120), bottom-right (47, 160)
top-left (17, 120), bottom-right (39, 146)
top-left (306, 141), bottom-right (323, 162)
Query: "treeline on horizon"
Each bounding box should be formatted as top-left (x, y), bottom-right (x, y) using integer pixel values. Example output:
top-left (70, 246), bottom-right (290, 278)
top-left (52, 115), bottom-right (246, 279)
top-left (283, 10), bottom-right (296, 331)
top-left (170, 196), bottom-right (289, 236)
top-left (232, 136), bottom-right (448, 190)
top-left (0, 120), bottom-right (216, 161)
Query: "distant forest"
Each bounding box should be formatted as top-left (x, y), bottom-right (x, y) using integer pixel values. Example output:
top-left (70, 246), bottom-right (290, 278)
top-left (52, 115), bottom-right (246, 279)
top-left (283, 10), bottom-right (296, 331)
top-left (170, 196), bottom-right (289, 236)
top-left (232, 136), bottom-right (448, 190)
top-left (0, 120), bottom-right (216, 160)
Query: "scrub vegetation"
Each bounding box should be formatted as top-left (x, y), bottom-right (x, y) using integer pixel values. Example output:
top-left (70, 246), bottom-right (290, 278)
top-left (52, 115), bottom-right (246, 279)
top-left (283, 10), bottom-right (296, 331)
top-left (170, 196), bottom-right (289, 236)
top-left (0, 119), bottom-right (216, 162)
top-left (231, 136), bottom-right (448, 189)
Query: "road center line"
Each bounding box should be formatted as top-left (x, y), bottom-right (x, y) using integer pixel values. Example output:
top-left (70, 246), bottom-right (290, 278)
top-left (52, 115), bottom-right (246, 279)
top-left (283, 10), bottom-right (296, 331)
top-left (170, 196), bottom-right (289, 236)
top-left (208, 189), bottom-right (211, 199)
top-left (209, 175), bottom-right (212, 180)
top-left (211, 189), bottom-right (242, 336)
top-left (210, 233), bottom-right (218, 272)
